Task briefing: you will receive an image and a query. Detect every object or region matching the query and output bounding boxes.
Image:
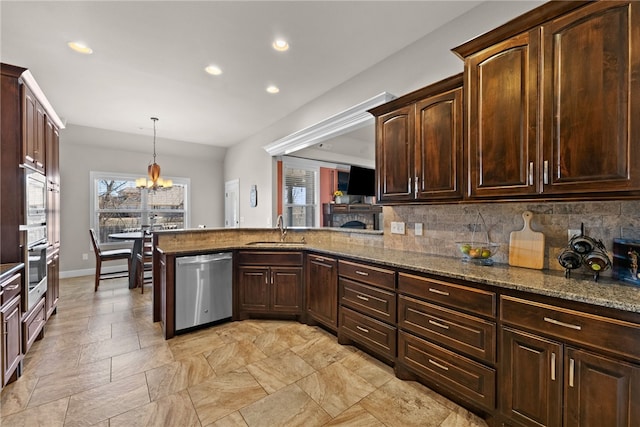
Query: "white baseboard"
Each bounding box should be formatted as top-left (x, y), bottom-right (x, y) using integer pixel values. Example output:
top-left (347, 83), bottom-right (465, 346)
top-left (60, 265), bottom-right (127, 279)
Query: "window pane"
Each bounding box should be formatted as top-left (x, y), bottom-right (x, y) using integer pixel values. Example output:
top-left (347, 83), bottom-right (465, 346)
top-left (286, 206), bottom-right (315, 228)
top-left (150, 212), bottom-right (184, 230)
top-left (148, 185), bottom-right (185, 210)
top-left (97, 212), bottom-right (143, 243)
top-left (98, 179), bottom-right (141, 210)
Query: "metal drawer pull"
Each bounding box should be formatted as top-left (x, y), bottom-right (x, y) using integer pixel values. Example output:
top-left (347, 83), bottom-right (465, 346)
top-left (356, 325), bottom-right (369, 333)
top-left (551, 352), bottom-right (556, 381)
top-left (428, 288), bottom-right (449, 296)
top-left (313, 257), bottom-right (327, 262)
top-left (543, 317), bottom-right (582, 331)
top-left (428, 319), bottom-right (449, 330)
top-left (543, 160), bottom-right (549, 185)
top-left (355, 271), bottom-right (369, 276)
top-left (569, 358), bottom-right (575, 387)
top-left (428, 359), bottom-right (449, 371)
top-left (356, 295), bottom-right (370, 302)
top-left (4, 284), bottom-right (19, 291)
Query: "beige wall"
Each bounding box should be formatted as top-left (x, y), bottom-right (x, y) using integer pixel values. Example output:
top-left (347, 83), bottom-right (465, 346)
top-left (224, 1), bottom-right (545, 228)
top-left (59, 124), bottom-right (226, 276)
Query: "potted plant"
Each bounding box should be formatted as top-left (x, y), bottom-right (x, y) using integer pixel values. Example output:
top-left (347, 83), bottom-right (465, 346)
top-left (333, 190), bottom-right (343, 204)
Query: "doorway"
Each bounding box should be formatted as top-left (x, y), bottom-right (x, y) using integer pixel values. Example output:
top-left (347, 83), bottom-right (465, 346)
top-left (225, 179), bottom-right (240, 228)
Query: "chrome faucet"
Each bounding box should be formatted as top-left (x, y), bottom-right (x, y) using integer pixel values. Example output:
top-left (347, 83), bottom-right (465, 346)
top-left (276, 214), bottom-right (287, 241)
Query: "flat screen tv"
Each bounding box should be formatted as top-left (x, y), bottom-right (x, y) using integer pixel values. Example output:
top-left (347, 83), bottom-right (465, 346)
top-left (347, 166), bottom-right (376, 196)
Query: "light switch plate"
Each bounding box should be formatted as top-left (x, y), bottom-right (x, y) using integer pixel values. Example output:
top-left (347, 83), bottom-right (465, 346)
top-left (415, 223), bottom-right (423, 236)
top-left (391, 221), bottom-right (406, 235)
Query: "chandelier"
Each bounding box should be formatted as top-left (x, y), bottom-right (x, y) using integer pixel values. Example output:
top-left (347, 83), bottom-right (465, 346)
top-left (136, 117), bottom-right (172, 190)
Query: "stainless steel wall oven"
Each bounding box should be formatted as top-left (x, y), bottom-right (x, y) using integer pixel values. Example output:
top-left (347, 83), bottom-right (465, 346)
top-left (21, 169), bottom-right (48, 311)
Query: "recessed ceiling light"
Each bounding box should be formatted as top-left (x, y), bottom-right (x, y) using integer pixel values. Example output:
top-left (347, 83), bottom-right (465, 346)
top-left (67, 41), bottom-right (93, 55)
top-left (266, 85), bottom-right (280, 94)
top-left (205, 65), bottom-right (222, 76)
top-left (272, 39), bottom-right (289, 52)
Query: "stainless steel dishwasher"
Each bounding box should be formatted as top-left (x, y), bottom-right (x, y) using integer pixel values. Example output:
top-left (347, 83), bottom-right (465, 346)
top-left (175, 252), bottom-right (233, 332)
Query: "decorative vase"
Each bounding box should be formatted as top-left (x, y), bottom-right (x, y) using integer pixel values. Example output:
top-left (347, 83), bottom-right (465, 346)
top-left (335, 196), bottom-right (342, 204)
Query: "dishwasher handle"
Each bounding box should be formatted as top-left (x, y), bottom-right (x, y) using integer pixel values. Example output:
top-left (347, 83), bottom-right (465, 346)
top-left (176, 253), bottom-right (233, 266)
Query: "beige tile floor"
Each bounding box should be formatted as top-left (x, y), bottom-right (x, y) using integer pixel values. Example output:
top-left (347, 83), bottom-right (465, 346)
top-left (0, 275), bottom-right (489, 427)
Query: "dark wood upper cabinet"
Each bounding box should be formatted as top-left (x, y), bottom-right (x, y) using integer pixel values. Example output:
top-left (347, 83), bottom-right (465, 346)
top-left (456, 0), bottom-right (640, 200)
top-left (465, 31), bottom-right (539, 198)
top-left (371, 74), bottom-right (463, 203)
top-left (375, 105), bottom-right (414, 202)
top-left (541, 1), bottom-right (640, 194)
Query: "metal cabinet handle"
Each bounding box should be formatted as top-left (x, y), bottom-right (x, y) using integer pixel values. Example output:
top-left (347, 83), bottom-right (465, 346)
top-left (544, 317), bottom-right (582, 331)
top-left (356, 295), bottom-right (370, 302)
top-left (4, 284), bottom-right (19, 291)
top-left (428, 319), bottom-right (449, 330)
top-left (529, 162), bottom-right (534, 186)
top-left (569, 358), bottom-right (575, 387)
top-left (428, 359), bottom-right (449, 371)
top-left (428, 288), bottom-right (449, 296)
top-left (313, 256), bottom-right (327, 263)
top-left (414, 175), bottom-right (419, 198)
top-left (271, 272), bottom-right (274, 284)
top-left (551, 352), bottom-right (556, 381)
top-left (543, 160), bottom-right (549, 185)
top-left (355, 271), bottom-right (369, 276)
top-left (356, 325), bottom-right (369, 334)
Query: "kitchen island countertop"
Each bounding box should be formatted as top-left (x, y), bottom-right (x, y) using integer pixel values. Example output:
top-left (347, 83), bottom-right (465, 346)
top-left (155, 230), bottom-right (640, 314)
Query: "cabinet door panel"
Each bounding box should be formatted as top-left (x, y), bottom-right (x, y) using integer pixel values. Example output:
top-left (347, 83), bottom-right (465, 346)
top-left (564, 347), bottom-right (640, 427)
top-left (501, 327), bottom-right (562, 427)
top-left (376, 105), bottom-right (414, 201)
top-left (306, 254), bottom-right (338, 329)
top-left (238, 266), bottom-right (270, 312)
top-left (271, 267), bottom-right (302, 313)
top-left (415, 87), bottom-right (462, 200)
top-left (467, 31), bottom-right (539, 198)
top-left (2, 296), bottom-right (22, 386)
top-left (543, 2), bottom-right (640, 194)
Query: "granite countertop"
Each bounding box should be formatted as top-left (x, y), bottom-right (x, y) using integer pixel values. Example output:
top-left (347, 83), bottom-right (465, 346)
top-left (0, 263), bottom-right (24, 282)
top-left (157, 239), bottom-right (640, 315)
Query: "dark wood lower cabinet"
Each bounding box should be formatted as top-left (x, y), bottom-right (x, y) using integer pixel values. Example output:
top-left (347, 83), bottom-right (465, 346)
top-left (398, 330), bottom-right (496, 411)
top-left (1, 295), bottom-right (22, 386)
top-left (305, 254), bottom-right (338, 331)
top-left (501, 327), bottom-right (640, 427)
top-left (236, 251), bottom-right (303, 319)
top-left (564, 347), bottom-right (640, 427)
top-left (501, 327), bottom-right (562, 427)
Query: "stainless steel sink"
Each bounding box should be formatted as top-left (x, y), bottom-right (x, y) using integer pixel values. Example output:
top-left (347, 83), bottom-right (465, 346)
top-left (245, 241), bottom-right (306, 247)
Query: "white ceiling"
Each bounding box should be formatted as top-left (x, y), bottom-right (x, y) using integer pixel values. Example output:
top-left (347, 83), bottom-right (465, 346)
top-left (1, 1), bottom-right (483, 149)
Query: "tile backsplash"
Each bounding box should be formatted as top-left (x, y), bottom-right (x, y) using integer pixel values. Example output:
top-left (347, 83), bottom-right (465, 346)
top-left (383, 200), bottom-right (640, 277)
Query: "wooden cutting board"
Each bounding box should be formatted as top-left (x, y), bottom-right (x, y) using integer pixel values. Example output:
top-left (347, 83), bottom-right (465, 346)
top-left (509, 211), bottom-right (545, 269)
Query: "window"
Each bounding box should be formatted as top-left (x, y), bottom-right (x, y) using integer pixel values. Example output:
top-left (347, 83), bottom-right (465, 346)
top-left (282, 158), bottom-right (319, 227)
top-left (90, 172), bottom-right (190, 244)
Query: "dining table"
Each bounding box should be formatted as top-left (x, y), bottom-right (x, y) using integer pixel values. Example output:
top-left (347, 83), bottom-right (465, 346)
top-left (108, 231), bottom-right (145, 289)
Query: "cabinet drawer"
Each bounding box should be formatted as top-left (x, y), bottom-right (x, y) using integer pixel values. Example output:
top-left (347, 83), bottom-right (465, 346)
top-left (23, 297), bottom-right (45, 353)
top-left (340, 277), bottom-right (396, 324)
top-left (500, 295), bottom-right (640, 361)
top-left (237, 251), bottom-right (303, 266)
top-left (398, 330), bottom-right (496, 411)
top-left (398, 295), bottom-right (496, 363)
top-left (339, 260), bottom-right (395, 291)
top-left (398, 272), bottom-right (496, 317)
top-left (1, 274), bottom-right (21, 306)
top-left (339, 306), bottom-right (396, 360)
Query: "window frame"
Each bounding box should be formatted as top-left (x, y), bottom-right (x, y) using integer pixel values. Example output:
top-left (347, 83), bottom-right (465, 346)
top-left (90, 171), bottom-right (190, 245)
top-left (281, 157), bottom-right (320, 228)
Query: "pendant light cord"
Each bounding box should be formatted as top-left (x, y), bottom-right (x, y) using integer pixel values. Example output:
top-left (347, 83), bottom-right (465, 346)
top-left (151, 117), bottom-right (158, 164)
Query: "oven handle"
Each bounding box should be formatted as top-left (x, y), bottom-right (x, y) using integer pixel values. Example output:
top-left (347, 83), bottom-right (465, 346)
top-left (28, 242), bottom-right (49, 252)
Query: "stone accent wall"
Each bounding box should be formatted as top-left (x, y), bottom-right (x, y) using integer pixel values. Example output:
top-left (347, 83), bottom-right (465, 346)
top-left (383, 200), bottom-right (640, 276)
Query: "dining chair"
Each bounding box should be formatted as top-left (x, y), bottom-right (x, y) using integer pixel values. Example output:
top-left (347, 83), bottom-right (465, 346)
top-left (89, 229), bottom-right (132, 291)
top-left (136, 231), bottom-right (153, 293)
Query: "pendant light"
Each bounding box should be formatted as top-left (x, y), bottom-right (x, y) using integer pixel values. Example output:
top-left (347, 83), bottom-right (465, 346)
top-left (136, 117), bottom-right (172, 190)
